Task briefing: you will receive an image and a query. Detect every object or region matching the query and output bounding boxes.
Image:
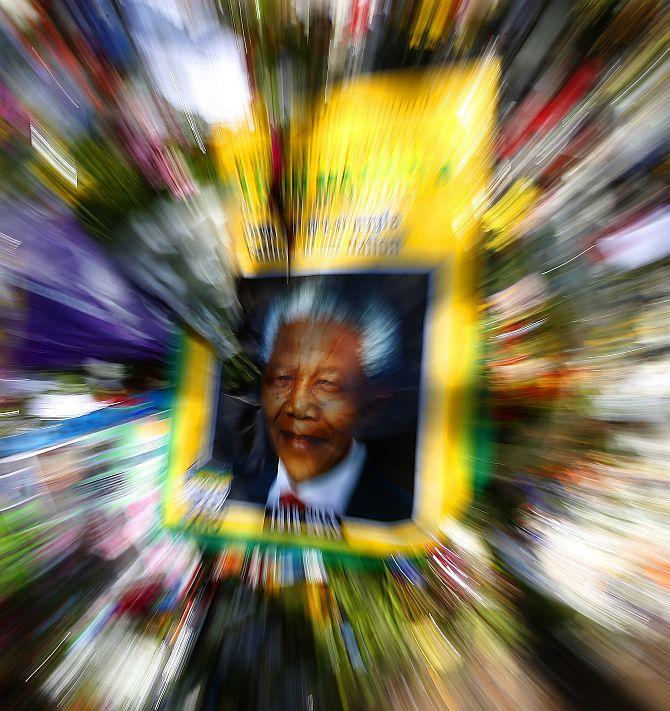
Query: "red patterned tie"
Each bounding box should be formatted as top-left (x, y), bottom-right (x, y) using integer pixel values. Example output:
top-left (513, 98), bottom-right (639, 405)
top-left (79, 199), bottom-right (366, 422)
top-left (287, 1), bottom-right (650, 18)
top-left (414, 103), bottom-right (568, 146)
top-left (279, 492), bottom-right (306, 510)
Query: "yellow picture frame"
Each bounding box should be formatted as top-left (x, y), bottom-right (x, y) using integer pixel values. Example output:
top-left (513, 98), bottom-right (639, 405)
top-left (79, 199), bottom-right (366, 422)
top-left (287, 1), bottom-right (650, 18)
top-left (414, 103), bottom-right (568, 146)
top-left (163, 61), bottom-right (498, 556)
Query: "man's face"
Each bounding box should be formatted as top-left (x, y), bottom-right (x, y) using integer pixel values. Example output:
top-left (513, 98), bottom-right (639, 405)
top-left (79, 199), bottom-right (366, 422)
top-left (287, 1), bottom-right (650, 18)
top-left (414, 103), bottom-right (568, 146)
top-left (261, 319), bottom-right (365, 482)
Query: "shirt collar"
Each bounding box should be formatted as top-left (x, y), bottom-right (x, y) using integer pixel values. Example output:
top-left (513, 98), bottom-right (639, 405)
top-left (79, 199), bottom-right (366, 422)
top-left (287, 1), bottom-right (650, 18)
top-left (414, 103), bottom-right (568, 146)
top-left (267, 440), bottom-right (366, 514)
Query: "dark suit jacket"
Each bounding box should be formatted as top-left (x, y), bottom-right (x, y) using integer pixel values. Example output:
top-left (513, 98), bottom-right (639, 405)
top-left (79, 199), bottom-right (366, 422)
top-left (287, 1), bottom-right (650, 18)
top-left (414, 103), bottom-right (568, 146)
top-left (227, 447), bottom-right (413, 522)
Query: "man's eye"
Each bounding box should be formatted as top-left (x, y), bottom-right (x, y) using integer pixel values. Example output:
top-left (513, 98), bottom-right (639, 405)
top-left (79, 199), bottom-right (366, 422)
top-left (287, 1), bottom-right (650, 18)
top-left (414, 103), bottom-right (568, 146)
top-left (315, 379), bottom-right (339, 391)
top-left (273, 375), bottom-right (293, 385)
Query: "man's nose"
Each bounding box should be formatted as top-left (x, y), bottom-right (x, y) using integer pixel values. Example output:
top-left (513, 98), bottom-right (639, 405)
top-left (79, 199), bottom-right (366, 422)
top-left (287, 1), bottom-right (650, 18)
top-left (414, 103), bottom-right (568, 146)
top-left (285, 379), bottom-right (318, 420)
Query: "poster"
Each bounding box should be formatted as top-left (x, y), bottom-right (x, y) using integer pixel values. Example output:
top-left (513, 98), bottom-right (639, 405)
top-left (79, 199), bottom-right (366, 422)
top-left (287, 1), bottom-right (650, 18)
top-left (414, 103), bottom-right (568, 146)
top-left (164, 61), bottom-right (498, 555)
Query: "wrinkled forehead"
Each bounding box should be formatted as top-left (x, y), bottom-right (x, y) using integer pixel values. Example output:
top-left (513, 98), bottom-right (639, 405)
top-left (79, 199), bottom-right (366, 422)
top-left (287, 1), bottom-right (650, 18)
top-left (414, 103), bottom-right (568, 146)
top-left (268, 319), bottom-right (364, 371)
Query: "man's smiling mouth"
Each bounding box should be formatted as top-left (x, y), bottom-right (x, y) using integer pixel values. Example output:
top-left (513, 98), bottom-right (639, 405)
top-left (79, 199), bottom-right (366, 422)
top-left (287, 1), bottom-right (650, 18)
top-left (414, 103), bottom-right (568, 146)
top-left (279, 430), bottom-right (326, 450)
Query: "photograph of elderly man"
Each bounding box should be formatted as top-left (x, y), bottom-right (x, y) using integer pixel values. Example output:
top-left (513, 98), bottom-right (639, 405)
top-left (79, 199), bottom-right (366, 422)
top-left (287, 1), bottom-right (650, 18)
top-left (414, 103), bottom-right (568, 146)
top-left (210, 274), bottom-right (427, 522)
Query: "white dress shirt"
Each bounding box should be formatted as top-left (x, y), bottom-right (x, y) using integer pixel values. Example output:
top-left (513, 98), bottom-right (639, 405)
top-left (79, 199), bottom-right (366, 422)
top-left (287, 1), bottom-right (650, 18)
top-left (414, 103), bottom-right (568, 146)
top-left (266, 440), bottom-right (366, 515)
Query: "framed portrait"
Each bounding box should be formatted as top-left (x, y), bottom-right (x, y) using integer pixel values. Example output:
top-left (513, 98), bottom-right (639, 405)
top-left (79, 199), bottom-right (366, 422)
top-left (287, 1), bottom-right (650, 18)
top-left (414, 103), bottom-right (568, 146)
top-left (163, 61), bottom-right (498, 555)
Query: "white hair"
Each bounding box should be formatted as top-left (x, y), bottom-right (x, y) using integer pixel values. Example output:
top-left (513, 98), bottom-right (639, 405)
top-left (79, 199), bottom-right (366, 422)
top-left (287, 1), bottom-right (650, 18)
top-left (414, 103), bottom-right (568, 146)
top-left (261, 281), bottom-right (400, 378)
